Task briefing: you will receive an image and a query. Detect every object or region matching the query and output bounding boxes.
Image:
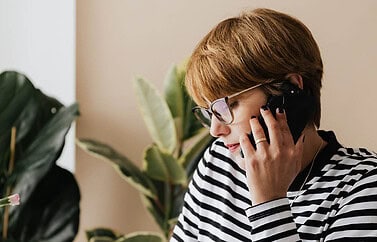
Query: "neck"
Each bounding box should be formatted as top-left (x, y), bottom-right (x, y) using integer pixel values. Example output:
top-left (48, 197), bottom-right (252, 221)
top-left (300, 125), bottom-right (326, 172)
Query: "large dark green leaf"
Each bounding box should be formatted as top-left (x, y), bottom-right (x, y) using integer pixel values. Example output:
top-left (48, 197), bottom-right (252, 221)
top-left (133, 77), bottom-right (177, 153)
top-left (0, 72), bottom-right (35, 163)
top-left (12, 103), bottom-right (78, 173)
top-left (7, 165), bottom-right (80, 242)
top-left (77, 139), bottom-right (157, 198)
top-left (0, 72), bottom-right (35, 131)
top-left (0, 71), bottom-right (80, 241)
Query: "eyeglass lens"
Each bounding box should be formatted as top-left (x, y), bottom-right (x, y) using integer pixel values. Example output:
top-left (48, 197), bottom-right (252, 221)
top-left (193, 99), bottom-right (233, 128)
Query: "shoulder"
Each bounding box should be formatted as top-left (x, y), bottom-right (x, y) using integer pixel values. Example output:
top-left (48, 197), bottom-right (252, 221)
top-left (334, 147), bottom-right (377, 168)
top-left (329, 147), bottom-right (377, 183)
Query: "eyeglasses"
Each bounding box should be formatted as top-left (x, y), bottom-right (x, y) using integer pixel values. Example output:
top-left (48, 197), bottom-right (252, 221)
top-left (192, 82), bottom-right (266, 128)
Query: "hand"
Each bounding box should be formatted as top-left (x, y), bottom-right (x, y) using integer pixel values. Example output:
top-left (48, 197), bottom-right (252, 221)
top-left (239, 106), bottom-right (304, 205)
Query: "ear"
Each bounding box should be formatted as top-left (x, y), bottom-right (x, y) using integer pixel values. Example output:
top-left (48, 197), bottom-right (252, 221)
top-left (285, 74), bottom-right (304, 89)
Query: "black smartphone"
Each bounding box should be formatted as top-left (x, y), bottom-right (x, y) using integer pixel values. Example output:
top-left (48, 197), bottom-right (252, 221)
top-left (241, 81), bottom-right (315, 156)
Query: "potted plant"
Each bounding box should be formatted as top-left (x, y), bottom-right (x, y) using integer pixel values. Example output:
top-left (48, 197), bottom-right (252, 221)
top-left (77, 62), bottom-right (213, 242)
top-left (0, 71), bottom-right (80, 241)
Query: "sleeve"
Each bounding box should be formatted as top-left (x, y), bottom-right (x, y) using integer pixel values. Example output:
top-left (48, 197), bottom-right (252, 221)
top-left (246, 197), bottom-right (300, 241)
top-left (246, 167), bottom-right (377, 241)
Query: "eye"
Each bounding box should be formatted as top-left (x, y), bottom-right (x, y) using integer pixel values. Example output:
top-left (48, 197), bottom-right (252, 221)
top-left (228, 100), bottom-right (239, 110)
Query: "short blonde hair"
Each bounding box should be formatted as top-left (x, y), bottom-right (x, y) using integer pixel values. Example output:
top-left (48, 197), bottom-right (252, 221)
top-left (186, 8), bottom-right (323, 127)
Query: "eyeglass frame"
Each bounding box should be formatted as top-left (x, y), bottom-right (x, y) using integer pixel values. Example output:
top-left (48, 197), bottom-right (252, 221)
top-left (192, 80), bottom-right (277, 128)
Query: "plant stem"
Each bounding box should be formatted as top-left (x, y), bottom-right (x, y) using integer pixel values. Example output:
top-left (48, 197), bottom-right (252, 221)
top-left (2, 127), bottom-right (16, 239)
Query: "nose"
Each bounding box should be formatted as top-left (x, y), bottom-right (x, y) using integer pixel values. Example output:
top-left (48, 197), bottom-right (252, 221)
top-left (209, 116), bottom-right (229, 138)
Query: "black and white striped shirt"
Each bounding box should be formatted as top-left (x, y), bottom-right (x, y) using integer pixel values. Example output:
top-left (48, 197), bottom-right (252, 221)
top-left (171, 131), bottom-right (377, 241)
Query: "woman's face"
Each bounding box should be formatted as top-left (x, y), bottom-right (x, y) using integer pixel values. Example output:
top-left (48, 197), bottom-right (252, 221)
top-left (209, 88), bottom-right (267, 154)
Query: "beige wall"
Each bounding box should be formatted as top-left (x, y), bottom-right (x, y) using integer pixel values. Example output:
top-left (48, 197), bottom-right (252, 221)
top-left (75, 0), bottom-right (377, 241)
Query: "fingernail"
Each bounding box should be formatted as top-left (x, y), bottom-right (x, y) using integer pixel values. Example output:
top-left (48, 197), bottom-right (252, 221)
top-left (278, 107), bottom-right (284, 113)
top-left (251, 115), bottom-right (257, 119)
top-left (261, 105), bottom-right (268, 111)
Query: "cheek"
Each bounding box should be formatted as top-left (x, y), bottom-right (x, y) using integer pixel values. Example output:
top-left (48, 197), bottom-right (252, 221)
top-left (235, 99), bottom-right (266, 121)
top-left (231, 105), bottom-right (260, 133)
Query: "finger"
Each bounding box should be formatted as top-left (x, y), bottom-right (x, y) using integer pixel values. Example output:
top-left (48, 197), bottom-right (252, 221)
top-left (259, 105), bottom-right (279, 146)
top-left (274, 107), bottom-right (294, 146)
top-left (239, 133), bottom-right (255, 159)
top-left (249, 115), bottom-right (268, 149)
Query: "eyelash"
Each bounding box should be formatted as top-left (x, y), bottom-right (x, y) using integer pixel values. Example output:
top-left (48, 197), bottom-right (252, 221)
top-left (228, 100), bottom-right (238, 110)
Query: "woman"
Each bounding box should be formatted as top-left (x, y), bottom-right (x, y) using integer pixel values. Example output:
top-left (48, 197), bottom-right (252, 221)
top-left (171, 8), bottom-right (377, 241)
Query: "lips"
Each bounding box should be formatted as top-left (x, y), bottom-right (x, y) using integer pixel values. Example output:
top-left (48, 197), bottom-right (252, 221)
top-left (226, 143), bottom-right (240, 153)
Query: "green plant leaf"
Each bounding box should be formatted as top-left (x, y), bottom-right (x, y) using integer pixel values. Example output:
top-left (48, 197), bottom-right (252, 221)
top-left (143, 144), bottom-right (187, 185)
top-left (13, 103), bottom-right (79, 172)
top-left (117, 232), bottom-right (165, 242)
top-left (77, 139), bottom-right (157, 198)
top-left (6, 103), bottom-right (79, 223)
top-left (0, 71), bottom-right (80, 241)
top-left (0, 71), bottom-right (35, 131)
top-left (86, 227), bottom-right (121, 240)
top-left (0, 71), bottom-right (35, 160)
top-left (178, 132), bottom-right (213, 168)
top-left (133, 77), bottom-right (177, 153)
top-left (182, 89), bottom-right (204, 140)
top-left (163, 65), bottom-right (184, 120)
top-left (140, 195), bottom-right (166, 233)
top-left (89, 237), bottom-right (115, 242)
top-left (163, 65), bottom-right (185, 144)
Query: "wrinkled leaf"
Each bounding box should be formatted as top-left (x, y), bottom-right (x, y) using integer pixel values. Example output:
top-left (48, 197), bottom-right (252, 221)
top-left (133, 77), bottom-right (177, 153)
top-left (77, 139), bottom-right (157, 198)
top-left (143, 145), bottom-right (187, 185)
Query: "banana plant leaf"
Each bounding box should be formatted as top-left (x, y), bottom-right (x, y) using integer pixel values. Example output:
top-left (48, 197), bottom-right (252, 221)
top-left (133, 77), bottom-right (177, 154)
top-left (0, 71), bottom-right (80, 241)
top-left (76, 139), bottom-right (157, 198)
